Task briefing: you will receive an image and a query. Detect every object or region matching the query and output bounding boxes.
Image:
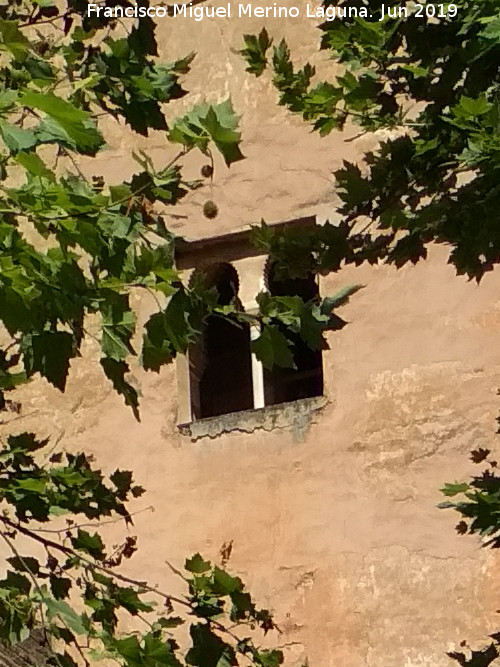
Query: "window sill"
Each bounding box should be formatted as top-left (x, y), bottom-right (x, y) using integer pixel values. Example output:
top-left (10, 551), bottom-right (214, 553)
top-left (177, 395), bottom-right (328, 442)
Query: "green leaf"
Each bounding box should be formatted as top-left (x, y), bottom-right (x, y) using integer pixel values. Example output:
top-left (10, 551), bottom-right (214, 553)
top-left (44, 597), bottom-right (88, 635)
top-left (239, 28), bottom-right (273, 77)
top-left (169, 99), bottom-right (243, 166)
top-left (114, 587), bottom-right (153, 615)
top-left (229, 590), bottom-right (253, 620)
top-left (251, 325), bottom-right (295, 370)
top-left (49, 505), bottom-right (70, 516)
top-left (109, 184), bottom-right (133, 203)
top-left (15, 151), bottom-right (55, 179)
top-left (16, 478), bottom-right (47, 493)
top-left (0, 370), bottom-right (28, 391)
top-left (141, 311), bottom-right (175, 371)
top-left (70, 529), bottom-right (105, 560)
top-left (441, 482), bottom-right (470, 497)
top-left (97, 213), bottom-right (134, 240)
top-left (200, 105), bottom-right (244, 166)
top-left (141, 287), bottom-right (202, 371)
top-left (437, 501), bottom-right (455, 510)
top-left (321, 284), bottom-right (365, 311)
top-left (0, 20), bottom-right (29, 60)
top-left (0, 90), bottom-right (17, 115)
top-left (142, 632), bottom-right (183, 665)
top-left (100, 295), bottom-right (136, 362)
top-left (458, 95), bottom-right (493, 118)
top-left (399, 64), bottom-right (428, 79)
top-left (21, 91), bottom-right (103, 154)
top-left (185, 553), bottom-right (211, 574)
top-left (213, 567), bottom-right (243, 595)
top-left (112, 635), bottom-right (141, 663)
top-left (186, 624), bottom-right (237, 667)
top-left (0, 121), bottom-right (37, 153)
top-left (33, 0), bottom-right (57, 8)
top-left (480, 16), bottom-right (500, 43)
top-left (254, 649), bottom-right (284, 667)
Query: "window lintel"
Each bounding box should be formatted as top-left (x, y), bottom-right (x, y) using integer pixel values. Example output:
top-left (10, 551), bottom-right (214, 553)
top-left (174, 215), bottom-right (316, 271)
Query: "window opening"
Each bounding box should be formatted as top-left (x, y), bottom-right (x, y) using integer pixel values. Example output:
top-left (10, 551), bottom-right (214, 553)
top-left (189, 263), bottom-right (253, 420)
top-left (263, 264), bottom-right (324, 406)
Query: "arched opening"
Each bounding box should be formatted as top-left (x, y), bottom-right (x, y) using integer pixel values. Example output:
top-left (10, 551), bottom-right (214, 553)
top-left (189, 263), bottom-right (253, 420)
top-left (263, 263), bottom-right (324, 406)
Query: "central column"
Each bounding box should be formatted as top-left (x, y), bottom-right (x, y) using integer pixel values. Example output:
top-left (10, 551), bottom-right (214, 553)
top-left (250, 324), bottom-right (265, 409)
top-left (234, 255), bottom-right (267, 410)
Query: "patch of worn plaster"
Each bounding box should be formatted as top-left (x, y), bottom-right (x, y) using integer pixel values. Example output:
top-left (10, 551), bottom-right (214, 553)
top-left (355, 363), bottom-right (495, 471)
top-left (365, 362), bottom-right (476, 425)
top-left (178, 396), bottom-right (328, 442)
top-left (328, 546), bottom-right (498, 667)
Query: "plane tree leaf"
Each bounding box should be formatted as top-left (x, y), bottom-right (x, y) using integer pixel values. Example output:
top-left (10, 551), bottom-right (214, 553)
top-left (251, 325), bottom-right (295, 370)
top-left (0, 121), bottom-right (37, 153)
top-left (169, 99), bottom-right (244, 166)
top-left (21, 91), bottom-right (104, 155)
top-left (0, 20), bottom-right (29, 60)
top-left (238, 28), bottom-right (272, 77)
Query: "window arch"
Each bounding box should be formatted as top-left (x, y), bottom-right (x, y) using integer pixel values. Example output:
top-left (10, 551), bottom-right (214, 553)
top-left (263, 262), bottom-right (324, 406)
top-left (189, 263), bottom-right (253, 420)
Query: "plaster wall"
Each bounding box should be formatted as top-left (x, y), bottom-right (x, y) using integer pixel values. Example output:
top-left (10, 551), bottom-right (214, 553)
top-left (2, 3), bottom-right (500, 665)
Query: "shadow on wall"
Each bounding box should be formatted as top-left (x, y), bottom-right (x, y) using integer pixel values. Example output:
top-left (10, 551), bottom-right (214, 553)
top-left (448, 642), bottom-right (498, 666)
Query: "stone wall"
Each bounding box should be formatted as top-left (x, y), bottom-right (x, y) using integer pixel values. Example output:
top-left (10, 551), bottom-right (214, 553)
top-left (2, 3), bottom-right (500, 665)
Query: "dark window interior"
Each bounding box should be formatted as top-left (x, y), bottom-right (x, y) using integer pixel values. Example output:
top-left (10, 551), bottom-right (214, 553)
top-left (189, 264), bottom-right (253, 419)
top-left (263, 265), bottom-right (324, 406)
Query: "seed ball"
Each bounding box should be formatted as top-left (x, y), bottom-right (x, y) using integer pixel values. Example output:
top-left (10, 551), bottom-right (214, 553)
top-left (201, 164), bottom-right (213, 178)
top-left (203, 200), bottom-right (218, 219)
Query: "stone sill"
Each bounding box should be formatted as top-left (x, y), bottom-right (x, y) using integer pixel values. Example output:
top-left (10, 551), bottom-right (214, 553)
top-left (177, 395), bottom-right (328, 442)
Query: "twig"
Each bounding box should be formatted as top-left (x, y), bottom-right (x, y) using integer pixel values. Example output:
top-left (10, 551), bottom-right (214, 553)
top-left (71, 638), bottom-right (91, 667)
top-left (61, 147), bottom-right (89, 183)
top-left (0, 515), bottom-right (275, 655)
top-left (0, 515), bottom-right (191, 610)
top-left (27, 505), bottom-right (154, 535)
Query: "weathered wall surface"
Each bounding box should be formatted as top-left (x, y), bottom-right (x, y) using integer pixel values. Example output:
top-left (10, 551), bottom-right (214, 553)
top-left (2, 3), bottom-right (500, 665)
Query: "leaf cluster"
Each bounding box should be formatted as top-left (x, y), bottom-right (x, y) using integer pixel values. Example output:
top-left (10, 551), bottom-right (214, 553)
top-left (0, 2), bottom-right (246, 413)
top-left (0, 432), bottom-right (283, 665)
top-left (0, 432), bottom-right (144, 523)
top-left (440, 438), bottom-right (500, 664)
top-left (241, 2), bottom-right (500, 280)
